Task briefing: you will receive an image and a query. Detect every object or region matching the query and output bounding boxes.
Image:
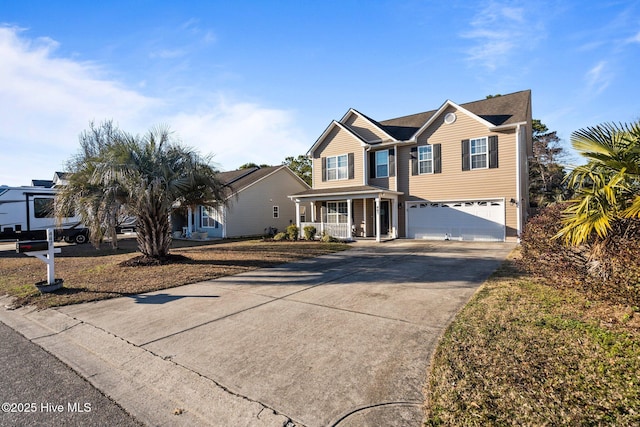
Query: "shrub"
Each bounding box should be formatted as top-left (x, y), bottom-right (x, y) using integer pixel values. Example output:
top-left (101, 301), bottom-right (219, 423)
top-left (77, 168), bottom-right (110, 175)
top-left (273, 232), bottom-right (287, 241)
top-left (286, 224), bottom-right (299, 241)
top-left (520, 204), bottom-right (587, 287)
top-left (303, 225), bottom-right (317, 240)
top-left (589, 218), bottom-right (640, 306)
top-left (321, 232), bottom-right (339, 243)
top-left (520, 204), bottom-right (640, 307)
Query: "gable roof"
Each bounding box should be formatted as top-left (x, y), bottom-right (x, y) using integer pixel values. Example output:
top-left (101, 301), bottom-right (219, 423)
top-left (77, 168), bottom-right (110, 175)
top-left (378, 90), bottom-right (531, 141)
top-left (340, 108), bottom-right (397, 143)
top-left (220, 165), bottom-right (308, 198)
top-left (307, 120), bottom-right (371, 155)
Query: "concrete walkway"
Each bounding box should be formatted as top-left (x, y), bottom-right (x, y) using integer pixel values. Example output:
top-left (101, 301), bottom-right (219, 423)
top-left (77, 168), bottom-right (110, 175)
top-left (0, 240), bottom-right (515, 426)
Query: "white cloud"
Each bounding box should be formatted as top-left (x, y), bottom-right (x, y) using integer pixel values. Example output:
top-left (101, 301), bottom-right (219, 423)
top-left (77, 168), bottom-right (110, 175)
top-left (585, 61), bottom-right (611, 95)
top-left (627, 31), bottom-right (640, 43)
top-left (167, 97), bottom-right (308, 171)
top-left (180, 18), bottom-right (217, 45)
top-left (0, 26), bottom-right (159, 186)
top-left (461, 1), bottom-right (544, 70)
top-left (0, 26), bottom-right (306, 186)
top-left (149, 48), bottom-right (188, 59)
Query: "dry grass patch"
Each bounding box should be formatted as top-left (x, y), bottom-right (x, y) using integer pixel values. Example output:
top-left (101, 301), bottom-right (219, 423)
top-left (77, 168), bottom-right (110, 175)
top-left (0, 237), bottom-right (348, 309)
top-left (425, 250), bottom-right (640, 426)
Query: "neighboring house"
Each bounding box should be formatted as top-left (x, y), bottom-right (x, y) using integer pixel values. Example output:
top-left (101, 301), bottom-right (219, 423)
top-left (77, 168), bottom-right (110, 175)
top-left (52, 171), bottom-right (70, 187)
top-left (31, 179), bottom-right (54, 188)
top-left (289, 90), bottom-right (532, 242)
top-left (174, 165), bottom-right (310, 239)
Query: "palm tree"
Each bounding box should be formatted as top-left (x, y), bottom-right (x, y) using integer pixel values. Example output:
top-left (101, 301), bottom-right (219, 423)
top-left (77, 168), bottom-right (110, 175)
top-left (93, 125), bottom-right (226, 261)
top-left (557, 120), bottom-right (640, 245)
top-left (56, 121), bottom-right (127, 249)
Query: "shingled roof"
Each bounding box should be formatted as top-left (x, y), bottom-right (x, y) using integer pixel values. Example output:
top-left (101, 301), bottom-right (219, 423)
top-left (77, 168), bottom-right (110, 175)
top-left (378, 90), bottom-right (530, 140)
top-left (218, 166), bottom-right (295, 198)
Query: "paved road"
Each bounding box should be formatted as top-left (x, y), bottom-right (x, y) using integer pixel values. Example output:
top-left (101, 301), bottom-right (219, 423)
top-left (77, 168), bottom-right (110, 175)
top-left (0, 321), bottom-right (140, 427)
top-left (0, 240), bottom-right (515, 426)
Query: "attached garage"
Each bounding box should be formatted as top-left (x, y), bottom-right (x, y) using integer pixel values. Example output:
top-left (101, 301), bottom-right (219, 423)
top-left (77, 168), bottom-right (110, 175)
top-left (406, 199), bottom-right (505, 242)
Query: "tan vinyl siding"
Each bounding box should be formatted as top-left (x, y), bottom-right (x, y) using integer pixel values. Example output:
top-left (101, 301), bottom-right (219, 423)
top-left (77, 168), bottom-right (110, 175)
top-left (343, 112), bottom-right (389, 141)
top-left (224, 169), bottom-right (309, 237)
top-left (312, 126), bottom-right (364, 189)
top-left (369, 176), bottom-right (396, 191)
top-left (398, 106), bottom-right (520, 237)
top-left (369, 147), bottom-right (397, 191)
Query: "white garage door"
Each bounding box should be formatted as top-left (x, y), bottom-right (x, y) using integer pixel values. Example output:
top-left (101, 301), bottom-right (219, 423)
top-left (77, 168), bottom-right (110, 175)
top-left (407, 199), bottom-right (505, 242)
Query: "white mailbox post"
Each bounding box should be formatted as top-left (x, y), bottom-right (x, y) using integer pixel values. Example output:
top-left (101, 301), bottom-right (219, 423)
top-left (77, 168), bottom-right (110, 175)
top-left (16, 228), bottom-right (63, 292)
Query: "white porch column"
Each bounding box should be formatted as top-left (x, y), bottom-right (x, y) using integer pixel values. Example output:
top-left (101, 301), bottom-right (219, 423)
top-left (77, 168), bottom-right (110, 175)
top-left (311, 201), bottom-right (316, 222)
top-left (187, 206), bottom-right (193, 238)
top-left (221, 206), bottom-right (227, 239)
top-left (347, 198), bottom-right (353, 241)
top-left (392, 196), bottom-right (399, 239)
top-left (363, 199), bottom-right (368, 238)
top-left (375, 197), bottom-right (381, 242)
top-left (295, 200), bottom-right (301, 230)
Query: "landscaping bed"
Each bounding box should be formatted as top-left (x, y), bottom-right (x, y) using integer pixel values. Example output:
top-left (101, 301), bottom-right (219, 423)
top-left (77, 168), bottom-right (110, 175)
top-left (0, 237), bottom-right (348, 309)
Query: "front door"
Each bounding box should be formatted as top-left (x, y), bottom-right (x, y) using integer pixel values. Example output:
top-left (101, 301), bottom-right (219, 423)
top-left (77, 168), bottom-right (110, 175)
top-left (380, 200), bottom-right (390, 235)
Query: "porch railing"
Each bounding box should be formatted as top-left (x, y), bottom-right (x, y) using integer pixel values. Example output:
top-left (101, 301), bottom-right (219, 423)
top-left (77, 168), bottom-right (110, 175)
top-left (300, 222), bottom-right (351, 240)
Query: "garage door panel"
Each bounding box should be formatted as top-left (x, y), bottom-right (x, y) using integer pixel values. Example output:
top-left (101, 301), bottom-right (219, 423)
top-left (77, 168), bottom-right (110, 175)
top-left (408, 200), bottom-right (505, 242)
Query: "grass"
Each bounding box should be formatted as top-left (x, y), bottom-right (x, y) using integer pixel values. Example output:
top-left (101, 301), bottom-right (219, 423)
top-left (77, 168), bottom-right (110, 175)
top-left (424, 249), bottom-right (640, 426)
top-left (0, 236), bottom-right (348, 309)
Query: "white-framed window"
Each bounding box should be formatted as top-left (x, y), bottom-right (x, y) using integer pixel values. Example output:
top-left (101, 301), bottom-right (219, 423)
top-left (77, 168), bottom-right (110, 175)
top-left (201, 206), bottom-right (220, 228)
top-left (418, 145), bottom-right (433, 174)
top-left (326, 154), bottom-right (348, 180)
top-left (273, 206), bottom-right (279, 218)
top-left (299, 205), bottom-right (306, 222)
top-left (326, 202), bottom-right (348, 223)
top-left (375, 150), bottom-right (389, 178)
top-left (470, 137), bottom-right (488, 169)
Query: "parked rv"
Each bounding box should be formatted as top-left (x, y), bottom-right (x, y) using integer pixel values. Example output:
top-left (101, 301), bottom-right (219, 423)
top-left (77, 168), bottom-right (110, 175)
top-left (0, 186), bottom-right (89, 243)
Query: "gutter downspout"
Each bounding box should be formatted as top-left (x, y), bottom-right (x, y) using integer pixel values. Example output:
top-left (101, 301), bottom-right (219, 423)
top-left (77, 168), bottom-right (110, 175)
top-left (363, 146), bottom-right (369, 186)
top-left (515, 124), bottom-right (522, 239)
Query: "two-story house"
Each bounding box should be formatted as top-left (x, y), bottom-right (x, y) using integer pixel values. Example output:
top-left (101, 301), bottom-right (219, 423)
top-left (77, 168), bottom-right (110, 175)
top-left (289, 90), bottom-right (532, 242)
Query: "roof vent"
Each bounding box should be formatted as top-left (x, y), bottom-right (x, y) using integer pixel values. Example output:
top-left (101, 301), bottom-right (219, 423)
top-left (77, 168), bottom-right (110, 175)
top-left (444, 112), bottom-right (456, 124)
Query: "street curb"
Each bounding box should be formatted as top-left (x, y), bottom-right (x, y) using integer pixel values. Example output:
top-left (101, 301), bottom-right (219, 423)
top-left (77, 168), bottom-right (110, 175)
top-left (0, 296), bottom-right (293, 427)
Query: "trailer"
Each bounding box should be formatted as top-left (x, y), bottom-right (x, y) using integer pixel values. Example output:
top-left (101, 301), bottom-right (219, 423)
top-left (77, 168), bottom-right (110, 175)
top-left (0, 186), bottom-right (89, 243)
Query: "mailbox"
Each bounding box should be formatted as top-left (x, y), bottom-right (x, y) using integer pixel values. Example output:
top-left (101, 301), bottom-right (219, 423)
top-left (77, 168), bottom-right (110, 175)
top-left (16, 240), bottom-right (49, 253)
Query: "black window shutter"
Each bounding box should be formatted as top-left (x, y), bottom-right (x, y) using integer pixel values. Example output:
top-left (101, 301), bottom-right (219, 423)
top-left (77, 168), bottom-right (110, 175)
top-left (489, 136), bottom-right (498, 169)
top-left (410, 147), bottom-right (418, 176)
top-left (434, 144), bottom-right (442, 174)
top-left (321, 157), bottom-right (327, 181)
top-left (369, 152), bottom-right (376, 179)
top-left (461, 139), bottom-right (470, 171)
top-left (389, 148), bottom-right (395, 177)
top-left (348, 153), bottom-right (355, 179)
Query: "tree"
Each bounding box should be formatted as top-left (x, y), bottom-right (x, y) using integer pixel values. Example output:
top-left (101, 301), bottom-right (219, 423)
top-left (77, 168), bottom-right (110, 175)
top-left (56, 120), bottom-right (127, 249)
top-left (60, 123), bottom-right (226, 261)
top-left (529, 119), bottom-right (569, 208)
top-left (556, 120), bottom-right (640, 245)
top-left (283, 155), bottom-right (312, 186)
top-left (238, 162), bottom-right (271, 169)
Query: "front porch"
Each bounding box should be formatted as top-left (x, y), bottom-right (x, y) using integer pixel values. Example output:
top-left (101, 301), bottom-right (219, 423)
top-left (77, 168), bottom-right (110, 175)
top-left (290, 186), bottom-right (403, 242)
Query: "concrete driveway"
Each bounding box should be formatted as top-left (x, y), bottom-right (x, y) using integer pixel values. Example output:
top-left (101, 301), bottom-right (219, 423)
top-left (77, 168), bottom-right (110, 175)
top-left (0, 240), bottom-right (515, 426)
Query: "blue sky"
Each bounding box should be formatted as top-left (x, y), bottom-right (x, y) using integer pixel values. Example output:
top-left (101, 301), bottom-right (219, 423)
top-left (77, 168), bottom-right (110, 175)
top-left (1, 0), bottom-right (639, 186)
